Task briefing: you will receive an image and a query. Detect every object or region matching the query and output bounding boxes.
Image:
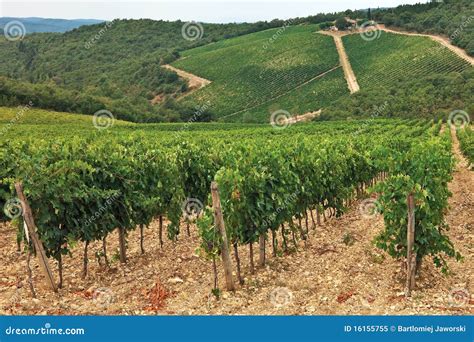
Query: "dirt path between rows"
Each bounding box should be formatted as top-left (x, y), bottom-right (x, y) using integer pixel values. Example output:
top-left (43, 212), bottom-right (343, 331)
top-left (318, 31), bottom-right (360, 94)
top-left (376, 25), bottom-right (474, 66)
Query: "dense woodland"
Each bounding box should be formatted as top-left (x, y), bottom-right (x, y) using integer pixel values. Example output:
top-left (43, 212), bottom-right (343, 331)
top-left (0, 20), bottom-right (288, 122)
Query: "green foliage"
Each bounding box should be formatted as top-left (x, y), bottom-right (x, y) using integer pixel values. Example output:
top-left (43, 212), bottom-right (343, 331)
top-left (0, 109), bottom-right (462, 275)
top-left (173, 25), bottom-right (342, 121)
top-left (0, 19), bottom-right (287, 122)
top-left (373, 132), bottom-right (461, 273)
top-left (457, 125), bottom-right (474, 168)
top-left (321, 34), bottom-right (473, 121)
top-left (335, 18), bottom-right (350, 30)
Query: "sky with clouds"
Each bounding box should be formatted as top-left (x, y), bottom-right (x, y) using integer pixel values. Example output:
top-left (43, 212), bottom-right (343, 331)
top-left (1, 0), bottom-right (427, 23)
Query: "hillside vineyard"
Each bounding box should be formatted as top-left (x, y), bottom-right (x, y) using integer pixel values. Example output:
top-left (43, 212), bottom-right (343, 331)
top-left (0, 118), bottom-right (462, 288)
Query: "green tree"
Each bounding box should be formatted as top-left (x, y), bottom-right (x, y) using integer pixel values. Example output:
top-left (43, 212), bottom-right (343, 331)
top-left (335, 17), bottom-right (349, 30)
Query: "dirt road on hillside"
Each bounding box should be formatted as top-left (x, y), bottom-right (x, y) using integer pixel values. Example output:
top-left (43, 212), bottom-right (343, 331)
top-left (161, 64), bottom-right (211, 98)
top-left (318, 31), bottom-right (360, 94)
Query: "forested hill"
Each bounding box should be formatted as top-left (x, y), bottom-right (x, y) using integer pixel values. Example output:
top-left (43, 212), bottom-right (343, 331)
top-left (0, 19), bottom-right (288, 122)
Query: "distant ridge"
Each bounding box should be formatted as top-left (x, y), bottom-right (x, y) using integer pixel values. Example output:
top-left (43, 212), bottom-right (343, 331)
top-left (0, 17), bottom-right (104, 33)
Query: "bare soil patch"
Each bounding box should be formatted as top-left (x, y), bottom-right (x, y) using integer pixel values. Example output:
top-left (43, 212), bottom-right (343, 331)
top-left (163, 64), bottom-right (211, 94)
top-left (150, 64), bottom-right (212, 104)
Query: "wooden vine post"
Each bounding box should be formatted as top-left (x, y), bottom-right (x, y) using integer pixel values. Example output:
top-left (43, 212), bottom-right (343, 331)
top-left (210, 181), bottom-right (235, 291)
top-left (15, 182), bottom-right (58, 293)
top-left (406, 193), bottom-right (416, 297)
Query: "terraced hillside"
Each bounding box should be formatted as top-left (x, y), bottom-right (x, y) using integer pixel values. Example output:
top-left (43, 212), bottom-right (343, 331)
top-left (172, 25), bottom-right (348, 122)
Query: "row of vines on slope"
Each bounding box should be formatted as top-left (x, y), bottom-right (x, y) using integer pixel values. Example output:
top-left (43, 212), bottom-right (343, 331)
top-left (457, 125), bottom-right (474, 168)
top-left (374, 128), bottom-right (462, 274)
top-left (0, 119), bottom-right (461, 291)
top-left (198, 120), bottom-right (461, 285)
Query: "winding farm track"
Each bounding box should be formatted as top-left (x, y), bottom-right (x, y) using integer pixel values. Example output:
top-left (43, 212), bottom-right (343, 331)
top-left (162, 64), bottom-right (211, 96)
top-left (318, 31), bottom-right (360, 94)
top-left (376, 25), bottom-right (474, 66)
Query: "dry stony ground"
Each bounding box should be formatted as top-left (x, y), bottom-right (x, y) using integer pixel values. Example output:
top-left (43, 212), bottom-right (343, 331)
top-left (0, 131), bottom-right (472, 316)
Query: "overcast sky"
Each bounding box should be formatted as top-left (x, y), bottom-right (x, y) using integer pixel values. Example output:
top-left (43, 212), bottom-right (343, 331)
top-left (1, 0), bottom-right (427, 23)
